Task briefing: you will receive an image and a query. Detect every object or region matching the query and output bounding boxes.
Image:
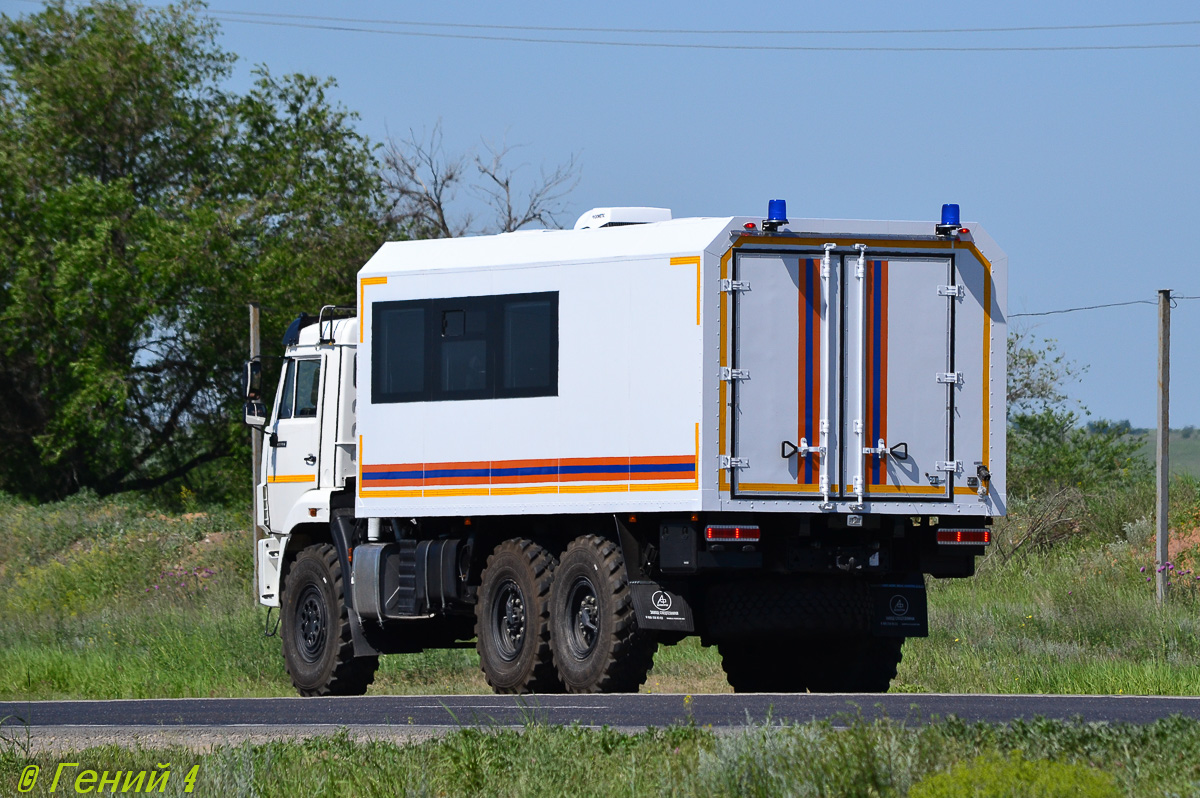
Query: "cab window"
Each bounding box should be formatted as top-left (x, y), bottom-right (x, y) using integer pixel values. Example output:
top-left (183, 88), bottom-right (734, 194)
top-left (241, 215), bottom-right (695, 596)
top-left (276, 358), bottom-right (321, 420)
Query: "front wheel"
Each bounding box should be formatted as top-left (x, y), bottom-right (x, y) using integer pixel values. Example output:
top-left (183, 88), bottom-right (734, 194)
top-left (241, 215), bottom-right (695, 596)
top-left (549, 534), bottom-right (656, 693)
top-left (280, 544), bottom-right (378, 696)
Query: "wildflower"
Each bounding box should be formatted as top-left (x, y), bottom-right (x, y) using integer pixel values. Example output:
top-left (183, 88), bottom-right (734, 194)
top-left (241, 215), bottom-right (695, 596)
top-left (1140, 566), bottom-right (1146, 573)
top-left (1147, 577), bottom-right (1152, 582)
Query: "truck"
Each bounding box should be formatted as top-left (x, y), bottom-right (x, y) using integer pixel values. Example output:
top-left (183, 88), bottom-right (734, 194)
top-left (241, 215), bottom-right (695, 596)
top-left (242, 200), bottom-right (1006, 696)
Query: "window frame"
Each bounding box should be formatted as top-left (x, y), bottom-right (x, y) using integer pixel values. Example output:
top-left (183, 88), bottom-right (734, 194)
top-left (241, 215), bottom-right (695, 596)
top-left (371, 291), bottom-right (559, 404)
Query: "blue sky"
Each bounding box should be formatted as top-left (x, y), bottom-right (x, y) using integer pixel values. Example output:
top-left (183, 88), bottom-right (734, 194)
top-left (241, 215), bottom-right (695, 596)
top-left (7, 1), bottom-right (1199, 426)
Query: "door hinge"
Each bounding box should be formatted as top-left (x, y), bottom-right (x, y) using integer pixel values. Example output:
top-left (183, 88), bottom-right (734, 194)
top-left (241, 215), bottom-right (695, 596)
top-left (937, 284), bottom-right (965, 298)
top-left (936, 460), bottom-right (963, 473)
top-left (936, 372), bottom-right (963, 385)
top-left (719, 367), bottom-right (749, 381)
top-left (718, 455), bottom-right (749, 470)
top-left (719, 278), bottom-right (750, 292)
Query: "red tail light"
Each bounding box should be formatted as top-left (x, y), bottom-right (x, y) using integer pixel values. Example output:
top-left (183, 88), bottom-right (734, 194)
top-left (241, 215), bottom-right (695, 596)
top-left (705, 524), bottom-right (760, 542)
top-left (937, 528), bottom-right (990, 545)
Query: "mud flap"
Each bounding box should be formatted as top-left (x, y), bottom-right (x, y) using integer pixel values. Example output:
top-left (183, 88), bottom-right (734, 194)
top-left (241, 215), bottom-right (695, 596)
top-left (870, 579), bottom-right (928, 637)
top-left (630, 581), bottom-right (694, 632)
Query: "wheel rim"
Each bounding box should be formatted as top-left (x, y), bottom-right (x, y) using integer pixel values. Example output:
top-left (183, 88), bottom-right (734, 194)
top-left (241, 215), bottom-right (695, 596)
top-left (296, 584), bottom-right (327, 663)
top-left (493, 579), bottom-right (527, 662)
top-left (565, 576), bottom-right (600, 659)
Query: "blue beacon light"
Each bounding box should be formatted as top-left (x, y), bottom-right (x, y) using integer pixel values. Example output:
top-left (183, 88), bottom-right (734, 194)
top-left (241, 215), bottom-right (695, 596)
top-left (936, 203), bottom-right (961, 237)
top-left (763, 199), bottom-right (788, 231)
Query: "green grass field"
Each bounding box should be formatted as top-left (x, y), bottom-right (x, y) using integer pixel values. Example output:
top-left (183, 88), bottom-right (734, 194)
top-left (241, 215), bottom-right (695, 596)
top-left (2, 479), bottom-right (1200, 701)
top-left (1132, 429), bottom-right (1200, 477)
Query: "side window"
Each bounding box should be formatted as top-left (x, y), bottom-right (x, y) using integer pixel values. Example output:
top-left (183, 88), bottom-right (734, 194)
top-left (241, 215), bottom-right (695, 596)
top-left (503, 298), bottom-right (554, 393)
top-left (294, 359), bottom-right (321, 418)
top-left (373, 306), bottom-right (425, 402)
top-left (372, 292), bottom-right (557, 403)
top-left (277, 359), bottom-right (295, 420)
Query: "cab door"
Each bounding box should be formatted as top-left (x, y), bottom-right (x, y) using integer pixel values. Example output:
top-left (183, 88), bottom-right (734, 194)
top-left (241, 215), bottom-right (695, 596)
top-left (264, 356), bottom-right (323, 531)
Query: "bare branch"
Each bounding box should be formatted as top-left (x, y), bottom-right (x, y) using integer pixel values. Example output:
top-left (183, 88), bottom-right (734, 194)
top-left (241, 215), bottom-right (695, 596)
top-left (473, 137), bottom-right (580, 233)
top-left (380, 121), bottom-right (472, 238)
top-left (381, 123), bottom-right (580, 238)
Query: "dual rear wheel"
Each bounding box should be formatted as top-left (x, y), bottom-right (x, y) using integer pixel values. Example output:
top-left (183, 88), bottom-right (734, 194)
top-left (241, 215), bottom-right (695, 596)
top-left (475, 535), bottom-right (656, 694)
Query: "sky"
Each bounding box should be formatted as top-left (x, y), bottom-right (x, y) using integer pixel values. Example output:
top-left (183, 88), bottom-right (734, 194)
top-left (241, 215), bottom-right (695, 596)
top-left (5, 0), bottom-right (1199, 427)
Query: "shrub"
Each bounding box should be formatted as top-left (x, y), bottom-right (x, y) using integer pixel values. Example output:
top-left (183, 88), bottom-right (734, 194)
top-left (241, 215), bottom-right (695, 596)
top-left (910, 752), bottom-right (1120, 798)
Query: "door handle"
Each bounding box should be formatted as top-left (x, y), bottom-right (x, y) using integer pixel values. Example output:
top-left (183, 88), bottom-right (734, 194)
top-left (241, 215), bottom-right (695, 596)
top-left (304, 454), bottom-right (316, 466)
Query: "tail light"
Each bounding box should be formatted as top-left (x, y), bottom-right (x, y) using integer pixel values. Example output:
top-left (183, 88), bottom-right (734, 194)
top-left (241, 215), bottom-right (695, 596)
top-left (705, 524), bottom-right (760, 542)
top-left (937, 528), bottom-right (990, 545)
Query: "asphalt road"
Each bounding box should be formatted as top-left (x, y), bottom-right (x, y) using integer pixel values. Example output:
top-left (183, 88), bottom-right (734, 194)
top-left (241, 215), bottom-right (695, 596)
top-left (4, 693), bottom-right (1200, 732)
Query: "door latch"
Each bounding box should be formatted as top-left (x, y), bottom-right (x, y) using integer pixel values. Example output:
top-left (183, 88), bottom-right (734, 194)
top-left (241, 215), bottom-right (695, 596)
top-left (936, 372), bottom-right (963, 385)
top-left (782, 438), bottom-right (825, 459)
top-left (304, 454), bottom-right (317, 466)
top-left (718, 455), bottom-right (749, 470)
top-left (719, 279), bottom-right (750, 292)
top-left (937, 284), bottom-right (965, 298)
top-left (863, 438), bottom-right (888, 457)
top-left (719, 367), bottom-right (749, 381)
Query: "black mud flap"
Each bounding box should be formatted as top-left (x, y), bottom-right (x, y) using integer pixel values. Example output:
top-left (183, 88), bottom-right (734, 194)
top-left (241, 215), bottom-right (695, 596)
top-left (630, 581), bottom-right (694, 633)
top-left (870, 579), bottom-right (928, 637)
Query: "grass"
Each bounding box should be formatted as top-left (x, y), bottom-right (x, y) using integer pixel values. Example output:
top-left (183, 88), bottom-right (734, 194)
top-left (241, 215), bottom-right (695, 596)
top-left (4, 716), bottom-right (1200, 797)
top-left (1132, 429), bottom-right (1200, 478)
top-left (2, 474), bottom-right (1200, 700)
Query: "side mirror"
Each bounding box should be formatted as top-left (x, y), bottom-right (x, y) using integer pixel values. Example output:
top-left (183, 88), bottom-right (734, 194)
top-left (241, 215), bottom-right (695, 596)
top-left (243, 360), bottom-right (263, 401)
top-left (243, 400), bottom-right (268, 429)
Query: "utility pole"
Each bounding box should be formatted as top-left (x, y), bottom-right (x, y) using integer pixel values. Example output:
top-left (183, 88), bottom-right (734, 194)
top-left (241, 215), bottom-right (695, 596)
top-left (1156, 289), bottom-right (1171, 605)
top-left (249, 302), bottom-right (262, 599)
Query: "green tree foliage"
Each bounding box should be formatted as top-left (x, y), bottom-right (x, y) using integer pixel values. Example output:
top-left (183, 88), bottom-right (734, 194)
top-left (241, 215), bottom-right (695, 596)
top-left (1005, 329), bottom-right (1145, 498)
top-left (0, 1), bottom-right (393, 500)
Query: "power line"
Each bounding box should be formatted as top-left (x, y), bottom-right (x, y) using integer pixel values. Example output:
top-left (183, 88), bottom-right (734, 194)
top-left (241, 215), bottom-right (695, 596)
top-left (205, 17), bottom-right (1200, 53)
top-left (1011, 295), bottom-right (1200, 318)
top-left (206, 10), bottom-right (1200, 38)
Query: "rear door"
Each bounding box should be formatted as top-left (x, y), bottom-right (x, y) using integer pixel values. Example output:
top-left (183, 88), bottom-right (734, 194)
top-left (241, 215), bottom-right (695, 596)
top-left (730, 250), bottom-right (839, 498)
top-left (842, 255), bottom-right (954, 500)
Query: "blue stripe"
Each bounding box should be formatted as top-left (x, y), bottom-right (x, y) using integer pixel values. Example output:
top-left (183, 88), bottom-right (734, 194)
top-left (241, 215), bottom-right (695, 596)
top-left (423, 467), bottom-right (492, 479)
top-left (630, 463), bottom-right (694, 474)
top-left (490, 466), bottom-right (560, 477)
top-left (363, 470), bottom-right (422, 481)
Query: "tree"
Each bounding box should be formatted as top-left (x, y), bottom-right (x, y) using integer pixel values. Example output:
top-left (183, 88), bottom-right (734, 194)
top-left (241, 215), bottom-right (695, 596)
top-left (0, 0), bottom-right (393, 500)
top-left (383, 122), bottom-right (580, 238)
top-left (1006, 327), bottom-right (1085, 417)
top-left (1005, 329), bottom-right (1145, 498)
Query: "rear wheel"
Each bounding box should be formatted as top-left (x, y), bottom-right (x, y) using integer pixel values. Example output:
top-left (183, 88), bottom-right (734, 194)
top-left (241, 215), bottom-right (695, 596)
top-left (475, 539), bottom-right (561, 693)
top-left (281, 544), bottom-right (378, 696)
top-left (549, 534), bottom-right (656, 693)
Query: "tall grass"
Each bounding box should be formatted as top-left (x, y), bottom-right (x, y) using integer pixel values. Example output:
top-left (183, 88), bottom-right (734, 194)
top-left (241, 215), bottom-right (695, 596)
top-left (4, 716), bottom-right (1200, 797)
top-left (2, 473), bottom-right (1199, 699)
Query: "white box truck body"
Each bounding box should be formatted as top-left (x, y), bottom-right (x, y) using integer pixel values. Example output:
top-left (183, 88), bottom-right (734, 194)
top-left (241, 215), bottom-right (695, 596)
top-left (246, 202), bottom-right (1006, 696)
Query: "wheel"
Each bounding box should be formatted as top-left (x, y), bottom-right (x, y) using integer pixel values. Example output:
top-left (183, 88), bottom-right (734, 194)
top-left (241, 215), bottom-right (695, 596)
top-left (549, 534), bottom-right (656, 693)
top-left (475, 539), bottom-right (561, 693)
top-left (281, 544), bottom-right (378, 696)
top-left (719, 635), bottom-right (904, 693)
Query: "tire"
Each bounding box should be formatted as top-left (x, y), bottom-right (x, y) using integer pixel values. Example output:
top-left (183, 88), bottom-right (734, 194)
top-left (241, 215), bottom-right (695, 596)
top-left (475, 539), bottom-right (561, 694)
top-left (719, 635), bottom-right (904, 693)
top-left (549, 534), bottom-right (657, 693)
top-left (281, 544), bottom-right (378, 696)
